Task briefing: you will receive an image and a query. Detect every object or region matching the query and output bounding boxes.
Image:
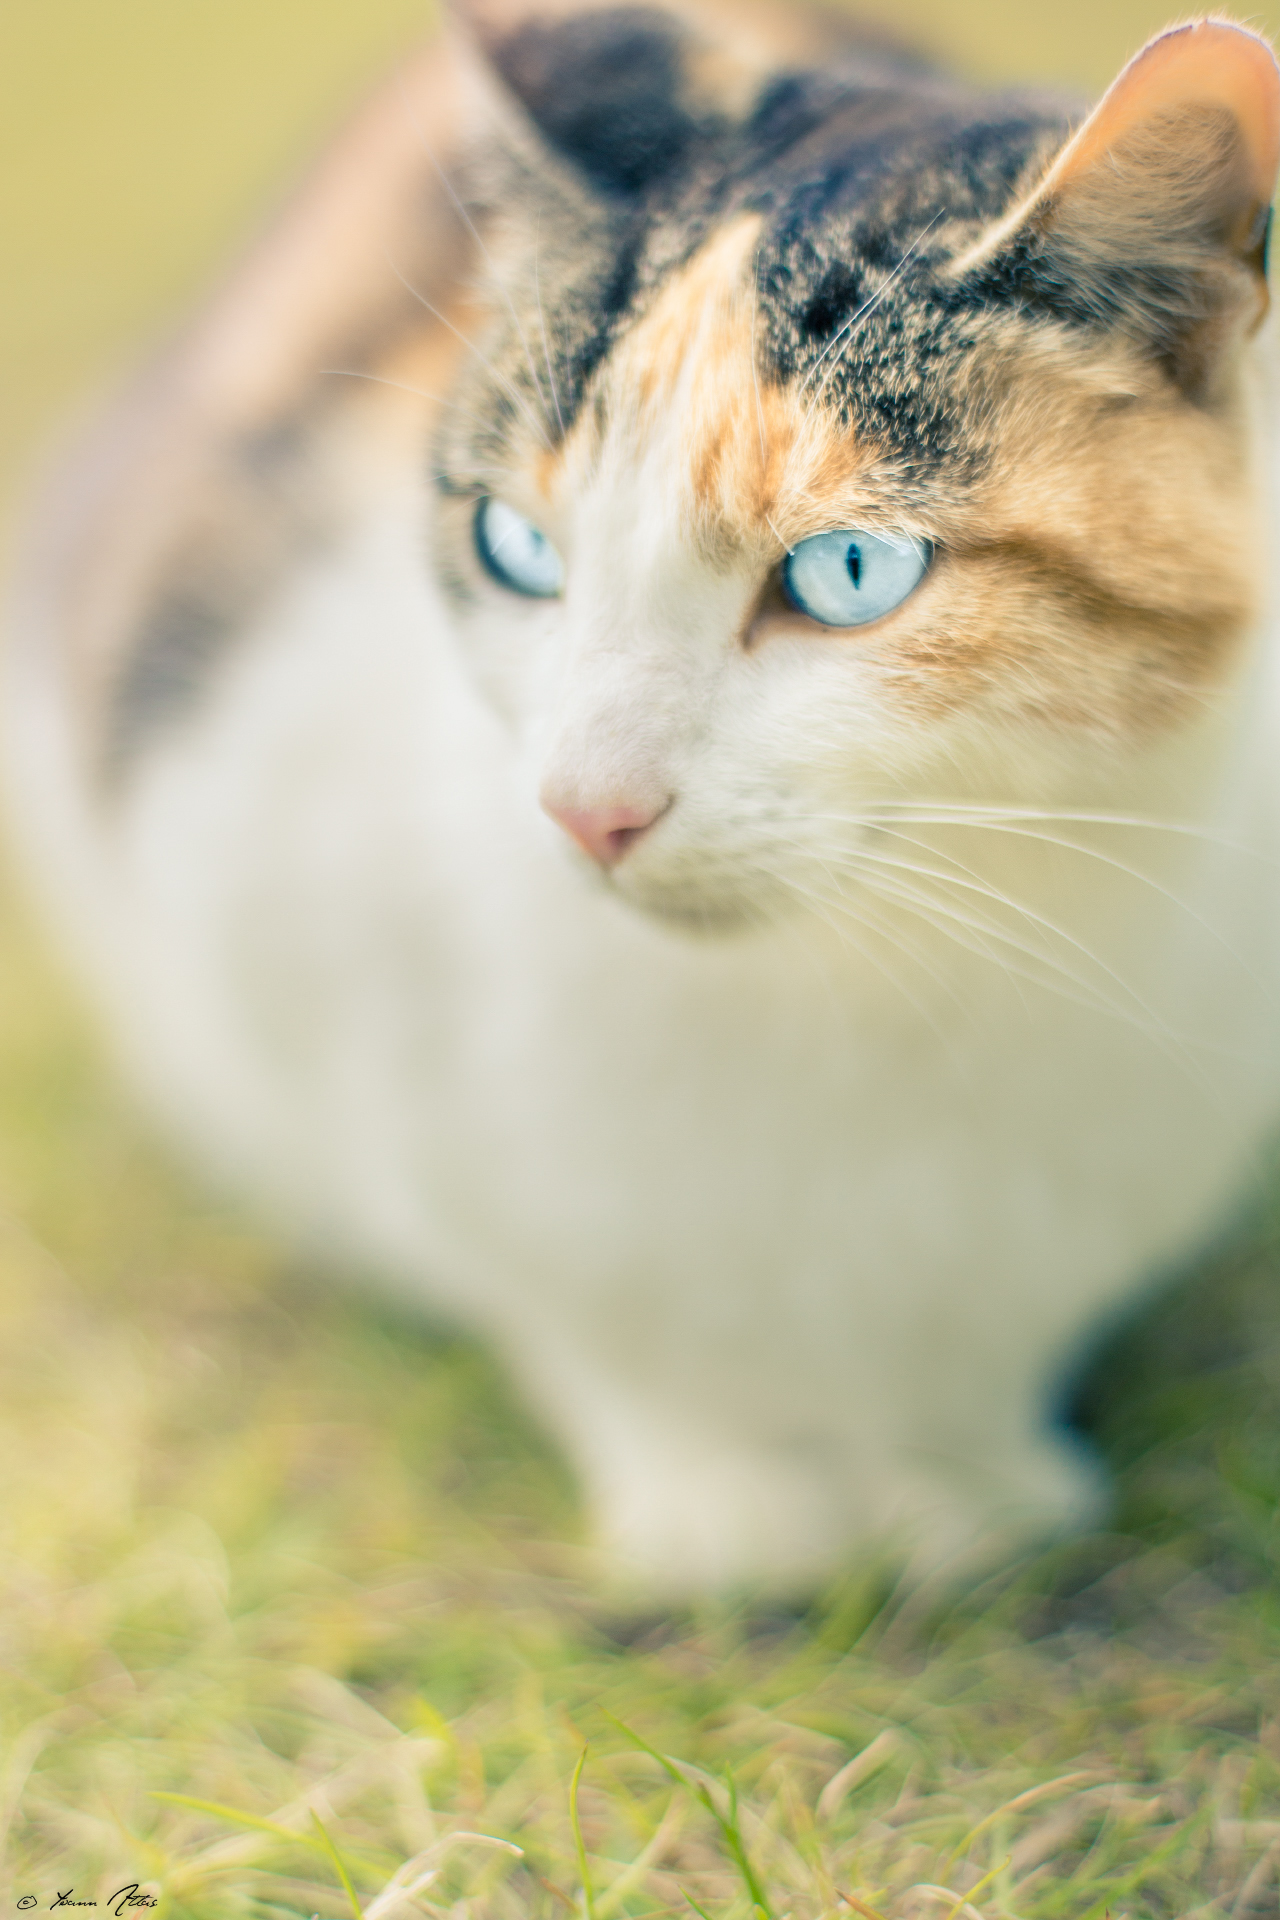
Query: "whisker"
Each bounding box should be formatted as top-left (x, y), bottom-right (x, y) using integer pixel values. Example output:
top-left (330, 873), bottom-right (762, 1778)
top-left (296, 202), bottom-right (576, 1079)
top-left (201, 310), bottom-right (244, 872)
top-left (841, 829), bottom-right (1187, 1044)
top-left (794, 857), bottom-right (977, 1015)
top-left (850, 859), bottom-right (1142, 1030)
top-left (763, 806), bottom-right (1208, 1058)
top-left (753, 831), bottom-right (999, 1041)
top-left (390, 74), bottom-right (559, 437)
top-left (813, 800), bottom-right (1272, 997)
top-left (384, 253), bottom-right (553, 452)
top-left (800, 210), bottom-right (944, 418)
top-left (813, 833), bottom-right (1237, 1101)
top-left (323, 367), bottom-right (499, 439)
top-left (847, 864), bottom-right (1037, 1017)
top-left (764, 862), bottom-right (964, 1053)
top-left (532, 220), bottom-right (566, 442)
top-left (855, 799), bottom-right (1272, 861)
top-left (764, 514), bottom-right (794, 556)
top-left (749, 256), bottom-right (768, 464)
top-left (880, 814), bottom-right (1266, 990)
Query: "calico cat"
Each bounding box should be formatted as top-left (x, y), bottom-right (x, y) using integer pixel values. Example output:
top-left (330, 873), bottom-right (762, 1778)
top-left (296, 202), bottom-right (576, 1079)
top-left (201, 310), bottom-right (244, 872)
top-left (7, 0), bottom-right (1280, 1593)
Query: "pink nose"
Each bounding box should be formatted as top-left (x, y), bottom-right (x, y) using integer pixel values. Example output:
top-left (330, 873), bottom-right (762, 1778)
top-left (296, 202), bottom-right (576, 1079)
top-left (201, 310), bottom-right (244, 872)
top-left (542, 799), bottom-right (666, 866)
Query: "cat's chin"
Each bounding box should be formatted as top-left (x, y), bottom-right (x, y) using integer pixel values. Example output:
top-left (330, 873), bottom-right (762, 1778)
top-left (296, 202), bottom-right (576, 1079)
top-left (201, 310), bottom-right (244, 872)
top-left (606, 867), bottom-right (792, 937)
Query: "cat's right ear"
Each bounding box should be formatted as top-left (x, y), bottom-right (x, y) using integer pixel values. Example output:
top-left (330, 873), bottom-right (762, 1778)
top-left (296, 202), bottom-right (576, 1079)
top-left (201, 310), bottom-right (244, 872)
top-left (449, 1), bottom-right (721, 197)
top-left (445, 0), bottom-right (860, 198)
top-left (950, 18), bottom-right (1280, 400)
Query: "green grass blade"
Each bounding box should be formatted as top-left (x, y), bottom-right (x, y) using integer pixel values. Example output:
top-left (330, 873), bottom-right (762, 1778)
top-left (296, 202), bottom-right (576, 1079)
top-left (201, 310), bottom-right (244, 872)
top-left (947, 1855), bottom-right (1010, 1914)
top-left (836, 1895), bottom-right (891, 1920)
top-left (569, 1745), bottom-right (597, 1920)
top-left (603, 1711), bottom-right (697, 1795)
top-left (716, 1766), bottom-right (772, 1920)
top-left (681, 1890), bottom-right (716, 1920)
top-left (603, 1716), bottom-right (772, 1920)
top-left (310, 1809), bottom-right (364, 1920)
top-left (150, 1792), bottom-right (324, 1852)
top-left (602, 1712), bottom-right (719, 1823)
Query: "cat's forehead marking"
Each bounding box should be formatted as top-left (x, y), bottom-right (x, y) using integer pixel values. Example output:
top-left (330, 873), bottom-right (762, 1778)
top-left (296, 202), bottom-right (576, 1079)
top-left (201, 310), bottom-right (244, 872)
top-left (460, 64), bottom-right (1075, 507)
top-left (612, 213), bottom-right (764, 410)
top-left (556, 212), bottom-right (876, 550)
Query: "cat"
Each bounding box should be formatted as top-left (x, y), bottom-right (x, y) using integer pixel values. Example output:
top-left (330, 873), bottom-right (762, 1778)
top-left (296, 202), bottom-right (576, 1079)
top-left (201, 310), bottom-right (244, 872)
top-left (6, 0), bottom-right (1280, 1595)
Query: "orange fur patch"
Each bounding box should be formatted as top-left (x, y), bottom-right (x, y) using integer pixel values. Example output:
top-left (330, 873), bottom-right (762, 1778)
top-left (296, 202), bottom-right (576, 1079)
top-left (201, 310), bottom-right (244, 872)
top-left (630, 233), bottom-right (1257, 741)
top-left (596, 215), bottom-right (878, 555)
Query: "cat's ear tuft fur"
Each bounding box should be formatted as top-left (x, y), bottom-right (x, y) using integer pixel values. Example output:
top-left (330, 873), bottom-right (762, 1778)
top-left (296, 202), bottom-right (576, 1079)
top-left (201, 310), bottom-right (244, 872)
top-left (951, 18), bottom-right (1280, 398)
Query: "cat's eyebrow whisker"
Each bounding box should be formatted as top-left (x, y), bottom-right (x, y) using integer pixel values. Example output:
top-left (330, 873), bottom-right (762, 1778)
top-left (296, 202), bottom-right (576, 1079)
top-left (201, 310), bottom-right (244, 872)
top-left (764, 514), bottom-right (794, 556)
top-left (384, 253), bottom-right (554, 452)
top-left (749, 258), bottom-right (768, 465)
top-left (532, 220), bottom-right (566, 441)
top-left (809, 232), bottom-right (941, 415)
top-left (799, 209), bottom-right (945, 418)
top-left (391, 73), bottom-right (559, 438)
top-left (323, 367), bottom-right (499, 440)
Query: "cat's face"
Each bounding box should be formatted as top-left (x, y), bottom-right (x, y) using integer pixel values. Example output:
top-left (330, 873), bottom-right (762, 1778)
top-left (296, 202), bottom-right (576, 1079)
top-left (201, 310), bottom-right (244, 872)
top-left (432, 5), bottom-right (1277, 926)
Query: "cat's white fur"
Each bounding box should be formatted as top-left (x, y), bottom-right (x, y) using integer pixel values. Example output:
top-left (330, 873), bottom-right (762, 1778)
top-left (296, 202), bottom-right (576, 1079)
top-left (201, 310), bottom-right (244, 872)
top-left (10, 320), bottom-right (1280, 1592)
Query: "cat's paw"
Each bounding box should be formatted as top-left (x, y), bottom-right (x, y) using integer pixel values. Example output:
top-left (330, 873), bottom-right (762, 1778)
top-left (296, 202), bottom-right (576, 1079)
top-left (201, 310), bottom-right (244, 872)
top-left (884, 1428), bottom-right (1111, 1583)
top-left (587, 1424), bottom-right (1109, 1598)
top-left (589, 1437), bottom-right (860, 1598)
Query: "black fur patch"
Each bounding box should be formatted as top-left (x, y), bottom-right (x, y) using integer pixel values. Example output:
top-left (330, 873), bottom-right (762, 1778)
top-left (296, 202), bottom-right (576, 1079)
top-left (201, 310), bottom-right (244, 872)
top-left (102, 420), bottom-right (328, 782)
top-left (489, 9), bottom-right (720, 195)
top-left (106, 588), bottom-right (245, 780)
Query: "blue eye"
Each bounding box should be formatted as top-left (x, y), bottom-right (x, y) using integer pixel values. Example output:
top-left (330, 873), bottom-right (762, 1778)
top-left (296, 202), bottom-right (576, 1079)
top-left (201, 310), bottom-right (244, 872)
top-left (782, 529), bottom-right (931, 628)
top-left (475, 497), bottom-right (564, 598)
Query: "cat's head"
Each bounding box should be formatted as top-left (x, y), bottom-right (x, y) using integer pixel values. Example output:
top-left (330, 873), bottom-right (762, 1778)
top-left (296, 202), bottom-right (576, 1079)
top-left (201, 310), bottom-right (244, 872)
top-left (432, 3), bottom-right (1280, 925)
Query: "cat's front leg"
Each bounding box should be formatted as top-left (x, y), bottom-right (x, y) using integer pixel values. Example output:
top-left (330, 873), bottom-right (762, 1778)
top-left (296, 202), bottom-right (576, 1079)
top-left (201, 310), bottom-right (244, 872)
top-left (554, 1377), bottom-right (865, 1596)
top-left (504, 1331), bottom-right (1107, 1596)
top-left (583, 1408), bottom-right (1108, 1597)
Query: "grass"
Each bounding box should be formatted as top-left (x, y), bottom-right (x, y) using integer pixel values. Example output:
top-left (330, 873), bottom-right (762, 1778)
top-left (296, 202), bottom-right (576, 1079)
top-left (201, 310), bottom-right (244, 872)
top-left (4, 865), bottom-right (1280, 1920)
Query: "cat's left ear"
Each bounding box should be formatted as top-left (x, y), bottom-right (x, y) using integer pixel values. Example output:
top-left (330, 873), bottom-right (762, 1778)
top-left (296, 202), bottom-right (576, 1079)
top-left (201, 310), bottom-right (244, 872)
top-left (951, 19), bottom-right (1280, 398)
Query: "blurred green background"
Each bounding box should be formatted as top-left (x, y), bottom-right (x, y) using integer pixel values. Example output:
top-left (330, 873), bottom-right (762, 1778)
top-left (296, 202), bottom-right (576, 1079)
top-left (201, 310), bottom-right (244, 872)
top-left (4, 0), bottom-right (1280, 508)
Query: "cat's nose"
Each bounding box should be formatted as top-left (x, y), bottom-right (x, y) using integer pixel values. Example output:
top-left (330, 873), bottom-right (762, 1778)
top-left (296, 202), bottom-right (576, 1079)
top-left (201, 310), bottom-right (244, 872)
top-left (541, 798), bottom-right (667, 866)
